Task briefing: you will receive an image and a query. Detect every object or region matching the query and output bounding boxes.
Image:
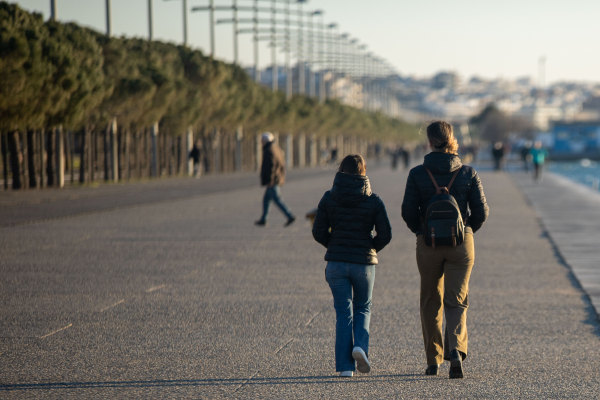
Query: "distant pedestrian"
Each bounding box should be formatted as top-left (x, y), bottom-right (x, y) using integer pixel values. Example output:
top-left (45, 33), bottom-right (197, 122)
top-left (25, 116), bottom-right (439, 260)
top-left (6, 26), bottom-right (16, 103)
top-left (330, 146), bottom-right (338, 163)
top-left (520, 141), bottom-right (532, 172)
top-left (492, 142), bottom-right (505, 171)
top-left (312, 154), bottom-right (392, 378)
top-left (255, 132), bottom-right (296, 227)
top-left (530, 141), bottom-right (549, 183)
top-left (401, 121), bottom-right (489, 379)
top-left (402, 146), bottom-right (411, 170)
top-left (189, 140), bottom-right (203, 178)
top-left (391, 147), bottom-right (399, 170)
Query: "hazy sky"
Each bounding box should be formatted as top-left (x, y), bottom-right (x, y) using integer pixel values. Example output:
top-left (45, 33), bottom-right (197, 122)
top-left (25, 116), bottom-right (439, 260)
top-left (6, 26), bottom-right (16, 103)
top-left (14, 0), bottom-right (600, 84)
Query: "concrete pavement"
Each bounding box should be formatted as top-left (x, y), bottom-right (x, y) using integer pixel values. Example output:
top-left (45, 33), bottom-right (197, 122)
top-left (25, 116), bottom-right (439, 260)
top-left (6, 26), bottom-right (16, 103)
top-left (0, 166), bottom-right (598, 398)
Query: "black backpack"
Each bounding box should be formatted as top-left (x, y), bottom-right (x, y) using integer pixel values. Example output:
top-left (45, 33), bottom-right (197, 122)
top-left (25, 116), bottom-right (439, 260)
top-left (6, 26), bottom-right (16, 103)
top-left (422, 166), bottom-right (465, 248)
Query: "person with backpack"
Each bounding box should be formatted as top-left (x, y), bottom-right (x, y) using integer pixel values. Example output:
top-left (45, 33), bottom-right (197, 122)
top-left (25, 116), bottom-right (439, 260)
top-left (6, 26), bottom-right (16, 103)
top-left (401, 121), bottom-right (489, 379)
top-left (312, 154), bottom-right (392, 378)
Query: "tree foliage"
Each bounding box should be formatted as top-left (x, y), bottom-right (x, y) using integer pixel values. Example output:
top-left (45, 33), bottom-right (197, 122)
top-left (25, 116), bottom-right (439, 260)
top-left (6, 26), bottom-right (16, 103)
top-left (470, 103), bottom-right (536, 142)
top-left (0, 2), bottom-right (418, 141)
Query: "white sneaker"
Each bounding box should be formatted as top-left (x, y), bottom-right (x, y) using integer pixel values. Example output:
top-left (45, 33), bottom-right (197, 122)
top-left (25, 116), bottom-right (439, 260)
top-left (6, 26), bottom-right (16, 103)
top-left (352, 347), bottom-right (371, 373)
top-left (339, 371), bottom-right (353, 377)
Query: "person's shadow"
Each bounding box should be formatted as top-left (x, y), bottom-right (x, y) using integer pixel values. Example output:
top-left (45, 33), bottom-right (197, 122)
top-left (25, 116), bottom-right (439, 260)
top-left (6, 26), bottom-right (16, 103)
top-left (0, 373), bottom-right (427, 392)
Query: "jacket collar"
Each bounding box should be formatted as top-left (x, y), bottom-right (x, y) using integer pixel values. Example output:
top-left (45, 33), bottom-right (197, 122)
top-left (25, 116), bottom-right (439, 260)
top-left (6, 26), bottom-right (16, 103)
top-left (423, 152), bottom-right (462, 174)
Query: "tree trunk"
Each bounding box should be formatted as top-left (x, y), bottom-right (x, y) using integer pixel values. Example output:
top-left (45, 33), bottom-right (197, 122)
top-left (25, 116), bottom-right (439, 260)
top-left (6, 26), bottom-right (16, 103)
top-left (46, 129), bottom-right (55, 186)
top-left (151, 124), bottom-right (158, 177)
top-left (56, 127), bottom-right (65, 188)
top-left (8, 132), bottom-right (22, 190)
top-left (88, 130), bottom-right (94, 182)
top-left (111, 117), bottom-right (118, 182)
top-left (1, 132), bottom-right (8, 189)
top-left (124, 130), bottom-right (131, 180)
top-left (19, 131), bottom-right (28, 189)
top-left (104, 125), bottom-right (110, 181)
top-left (27, 130), bottom-right (37, 188)
top-left (79, 128), bottom-right (87, 184)
top-left (67, 131), bottom-right (74, 184)
top-left (38, 130), bottom-right (45, 188)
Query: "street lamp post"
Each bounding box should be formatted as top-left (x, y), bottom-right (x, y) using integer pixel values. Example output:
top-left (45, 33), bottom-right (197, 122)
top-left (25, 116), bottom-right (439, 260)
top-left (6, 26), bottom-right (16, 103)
top-left (296, 0), bottom-right (306, 95)
top-left (270, 0), bottom-right (277, 91)
top-left (164, 0), bottom-right (189, 45)
top-left (308, 10), bottom-right (322, 98)
top-left (50, 0), bottom-right (57, 20)
top-left (148, 0), bottom-right (154, 40)
top-left (106, 0), bottom-right (112, 36)
top-left (253, 0), bottom-right (259, 82)
top-left (327, 23), bottom-right (337, 99)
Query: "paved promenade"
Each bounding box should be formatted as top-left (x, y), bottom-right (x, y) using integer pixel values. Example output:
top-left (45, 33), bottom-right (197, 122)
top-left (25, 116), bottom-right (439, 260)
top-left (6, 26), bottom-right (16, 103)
top-left (1, 166), bottom-right (598, 398)
top-left (513, 171), bottom-right (600, 317)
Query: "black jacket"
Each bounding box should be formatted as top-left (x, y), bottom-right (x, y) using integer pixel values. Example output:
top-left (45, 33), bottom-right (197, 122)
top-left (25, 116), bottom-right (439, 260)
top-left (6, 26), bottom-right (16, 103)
top-left (312, 172), bottom-right (392, 265)
top-left (401, 152), bottom-right (489, 235)
top-left (260, 141), bottom-right (286, 186)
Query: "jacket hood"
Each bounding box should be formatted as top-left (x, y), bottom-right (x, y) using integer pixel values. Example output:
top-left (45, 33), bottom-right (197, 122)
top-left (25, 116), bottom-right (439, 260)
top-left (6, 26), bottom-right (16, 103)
top-left (423, 152), bottom-right (462, 174)
top-left (330, 172), bottom-right (372, 207)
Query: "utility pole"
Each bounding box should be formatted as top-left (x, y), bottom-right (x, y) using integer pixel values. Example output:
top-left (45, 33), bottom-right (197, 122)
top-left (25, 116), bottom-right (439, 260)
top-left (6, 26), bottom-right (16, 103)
top-left (165, 0), bottom-right (189, 45)
top-left (183, 0), bottom-right (188, 45)
top-left (148, 0), bottom-right (154, 40)
top-left (297, 0), bottom-right (306, 95)
top-left (285, 0), bottom-right (292, 99)
top-left (253, 0), bottom-right (260, 82)
top-left (233, 0), bottom-right (239, 63)
top-left (50, 0), bottom-right (57, 20)
top-left (271, 0), bottom-right (277, 91)
top-left (210, 0), bottom-right (215, 56)
top-left (308, 10), bottom-right (321, 98)
top-left (106, 0), bottom-right (112, 36)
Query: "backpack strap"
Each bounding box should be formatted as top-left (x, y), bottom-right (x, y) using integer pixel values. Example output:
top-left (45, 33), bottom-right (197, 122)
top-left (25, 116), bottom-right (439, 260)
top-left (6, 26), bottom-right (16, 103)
top-left (424, 166), bottom-right (462, 195)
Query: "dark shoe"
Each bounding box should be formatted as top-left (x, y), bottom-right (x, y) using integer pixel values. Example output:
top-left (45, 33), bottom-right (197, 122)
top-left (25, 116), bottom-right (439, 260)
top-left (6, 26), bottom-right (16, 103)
top-left (425, 364), bottom-right (439, 375)
top-left (284, 216), bottom-right (296, 227)
top-left (449, 349), bottom-right (464, 379)
top-left (254, 220), bottom-right (267, 227)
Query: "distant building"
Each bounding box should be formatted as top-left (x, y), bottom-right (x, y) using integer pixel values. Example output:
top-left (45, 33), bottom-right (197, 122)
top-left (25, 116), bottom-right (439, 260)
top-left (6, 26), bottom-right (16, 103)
top-left (552, 121), bottom-right (600, 153)
top-left (432, 71), bottom-right (460, 90)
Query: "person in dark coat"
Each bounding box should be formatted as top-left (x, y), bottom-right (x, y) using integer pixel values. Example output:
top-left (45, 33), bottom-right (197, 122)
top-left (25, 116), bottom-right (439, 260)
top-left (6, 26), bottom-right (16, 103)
top-left (312, 154), bottom-right (392, 377)
top-left (255, 132), bottom-right (295, 227)
top-left (492, 142), bottom-right (505, 171)
top-left (189, 140), bottom-right (202, 178)
top-left (401, 121), bottom-right (489, 379)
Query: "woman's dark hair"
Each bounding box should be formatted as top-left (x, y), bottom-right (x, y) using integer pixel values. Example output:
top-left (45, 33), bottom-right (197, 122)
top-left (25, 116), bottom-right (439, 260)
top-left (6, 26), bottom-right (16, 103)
top-left (427, 120), bottom-right (459, 155)
top-left (338, 154), bottom-right (366, 175)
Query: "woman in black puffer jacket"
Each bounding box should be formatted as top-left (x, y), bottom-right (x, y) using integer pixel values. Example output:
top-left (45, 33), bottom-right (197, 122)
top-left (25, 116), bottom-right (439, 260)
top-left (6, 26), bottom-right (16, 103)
top-left (313, 154), bottom-right (392, 378)
top-left (402, 121), bottom-right (489, 379)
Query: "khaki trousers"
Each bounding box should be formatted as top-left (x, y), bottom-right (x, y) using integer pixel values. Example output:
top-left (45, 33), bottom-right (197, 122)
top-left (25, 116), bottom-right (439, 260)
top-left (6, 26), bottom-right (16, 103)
top-left (416, 233), bottom-right (475, 365)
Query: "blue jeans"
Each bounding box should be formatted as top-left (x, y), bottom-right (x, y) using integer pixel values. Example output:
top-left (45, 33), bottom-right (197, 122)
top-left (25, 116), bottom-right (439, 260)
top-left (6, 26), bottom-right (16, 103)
top-left (326, 261), bottom-right (376, 372)
top-left (260, 185), bottom-right (294, 222)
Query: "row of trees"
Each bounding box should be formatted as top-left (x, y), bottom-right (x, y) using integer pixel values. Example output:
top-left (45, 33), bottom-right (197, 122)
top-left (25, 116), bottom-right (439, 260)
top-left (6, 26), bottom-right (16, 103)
top-left (0, 3), bottom-right (419, 189)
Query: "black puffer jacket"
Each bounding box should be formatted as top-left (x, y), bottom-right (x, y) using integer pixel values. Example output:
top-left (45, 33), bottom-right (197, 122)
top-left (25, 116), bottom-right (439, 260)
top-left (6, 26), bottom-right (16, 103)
top-left (312, 172), bottom-right (392, 265)
top-left (401, 152), bottom-right (489, 235)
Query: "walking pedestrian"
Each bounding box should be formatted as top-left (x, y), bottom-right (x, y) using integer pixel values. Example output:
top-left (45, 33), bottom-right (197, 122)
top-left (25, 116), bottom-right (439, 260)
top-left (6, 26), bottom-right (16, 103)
top-left (492, 142), bottom-right (505, 171)
top-left (189, 140), bottom-right (203, 178)
top-left (401, 121), bottom-right (489, 379)
top-left (530, 141), bottom-right (549, 183)
top-left (312, 154), bottom-right (392, 378)
top-left (255, 132), bottom-right (296, 227)
top-left (520, 141), bottom-right (533, 172)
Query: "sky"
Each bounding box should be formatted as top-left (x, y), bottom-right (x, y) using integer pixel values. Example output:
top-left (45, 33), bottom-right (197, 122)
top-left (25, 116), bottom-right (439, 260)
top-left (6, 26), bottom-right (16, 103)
top-left (13, 0), bottom-right (600, 84)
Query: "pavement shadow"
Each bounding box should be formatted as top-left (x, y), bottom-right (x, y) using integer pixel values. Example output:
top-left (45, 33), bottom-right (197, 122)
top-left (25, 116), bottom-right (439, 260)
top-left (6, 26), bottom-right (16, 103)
top-left (539, 228), bottom-right (600, 337)
top-left (0, 374), bottom-right (426, 391)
